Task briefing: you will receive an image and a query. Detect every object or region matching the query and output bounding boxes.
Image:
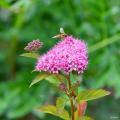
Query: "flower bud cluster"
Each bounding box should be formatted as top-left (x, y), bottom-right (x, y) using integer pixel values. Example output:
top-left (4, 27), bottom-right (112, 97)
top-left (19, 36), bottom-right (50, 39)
top-left (24, 39), bottom-right (43, 52)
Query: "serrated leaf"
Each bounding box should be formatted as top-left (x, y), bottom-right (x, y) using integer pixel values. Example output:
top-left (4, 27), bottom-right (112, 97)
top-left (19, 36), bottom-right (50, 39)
top-left (29, 73), bottom-right (49, 87)
top-left (37, 105), bottom-right (70, 120)
top-left (77, 89), bottom-right (110, 102)
top-left (20, 52), bottom-right (39, 59)
top-left (56, 97), bottom-right (66, 109)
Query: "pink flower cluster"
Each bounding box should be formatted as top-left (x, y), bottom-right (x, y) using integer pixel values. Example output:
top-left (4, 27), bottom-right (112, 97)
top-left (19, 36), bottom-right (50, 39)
top-left (24, 39), bottom-right (43, 52)
top-left (35, 36), bottom-right (88, 74)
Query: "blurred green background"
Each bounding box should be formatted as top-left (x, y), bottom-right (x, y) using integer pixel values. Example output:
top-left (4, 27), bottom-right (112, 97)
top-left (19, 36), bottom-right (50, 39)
top-left (0, 0), bottom-right (120, 120)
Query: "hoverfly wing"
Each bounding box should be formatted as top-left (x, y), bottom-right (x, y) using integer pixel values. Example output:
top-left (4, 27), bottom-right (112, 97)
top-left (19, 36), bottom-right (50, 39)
top-left (60, 27), bottom-right (65, 34)
top-left (52, 34), bottom-right (61, 38)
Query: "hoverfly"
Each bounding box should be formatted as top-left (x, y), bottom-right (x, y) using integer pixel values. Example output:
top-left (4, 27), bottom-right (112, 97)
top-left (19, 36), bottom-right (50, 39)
top-left (52, 27), bottom-right (67, 39)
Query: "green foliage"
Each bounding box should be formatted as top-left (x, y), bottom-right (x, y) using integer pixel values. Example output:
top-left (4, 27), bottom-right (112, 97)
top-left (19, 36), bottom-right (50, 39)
top-left (0, 73), bottom-right (52, 119)
top-left (70, 72), bottom-right (81, 84)
top-left (89, 34), bottom-right (120, 53)
top-left (77, 89), bottom-right (110, 102)
top-left (30, 73), bottom-right (66, 87)
top-left (56, 97), bottom-right (67, 110)
top-left (29, 72), bottom-right (50, 87)
top-left (37, 105), bottom-right (70, 120)
top-left (20, 52), bottom-right (40, 59)
top-left (77, 116), bottom-right (93, 120)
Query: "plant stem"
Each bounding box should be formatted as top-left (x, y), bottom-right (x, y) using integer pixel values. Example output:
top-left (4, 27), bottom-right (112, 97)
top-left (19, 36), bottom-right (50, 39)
top-left (70, 98), bottom-right (75, 120)
top-left (67, 76), bottom-right (71, 89)
top-left (67, 75), bottom-right (75, 120)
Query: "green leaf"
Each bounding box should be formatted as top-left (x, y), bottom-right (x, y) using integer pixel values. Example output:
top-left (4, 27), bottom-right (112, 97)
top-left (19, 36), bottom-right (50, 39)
top-left (29, 73), bottom-right (49, 87)
top-left (54, 74), bottom-right (67, 83)
top-left (30, 73), bottom-right (66, 87)
top-left (69, 73), bottom-right (81, 95)
top-left (77, 89), bottom-right (110, 102)
top-left (56, 97), bottom-right (66, 109)
top-left (37, 105), bottom-right (70, 120)
top-left (20, 52), bottom-right (39, 59)
top-left (45, 75), bottom-right (62, 86)
top-left (70, 72), bottom-right (77, 84)
top-left (76, 116), bottom-right (93, 120)
top-left (70, 72), bottom-right (82, 84)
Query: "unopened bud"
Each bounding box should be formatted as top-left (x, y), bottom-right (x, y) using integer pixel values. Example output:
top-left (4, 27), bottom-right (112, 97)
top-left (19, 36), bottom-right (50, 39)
top-left (59, 83), bottom-right (67, 92)
top-left (24, 39), bottom-right (43, 52)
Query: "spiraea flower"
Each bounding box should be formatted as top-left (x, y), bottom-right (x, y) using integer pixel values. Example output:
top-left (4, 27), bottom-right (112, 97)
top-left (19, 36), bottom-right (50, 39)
top-left (35, 36), bottom-right (88, 74)
top-left (24, 39), bottom-right (43, 52)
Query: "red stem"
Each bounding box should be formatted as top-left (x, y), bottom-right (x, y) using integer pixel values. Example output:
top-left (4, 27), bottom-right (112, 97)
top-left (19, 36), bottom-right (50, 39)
top-left (66, 75), bottom-right (75, 120)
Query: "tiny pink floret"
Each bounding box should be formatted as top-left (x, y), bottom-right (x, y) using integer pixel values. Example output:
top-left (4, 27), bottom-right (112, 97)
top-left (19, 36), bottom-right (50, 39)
top-left (35, 36), bottom-right (88, 74)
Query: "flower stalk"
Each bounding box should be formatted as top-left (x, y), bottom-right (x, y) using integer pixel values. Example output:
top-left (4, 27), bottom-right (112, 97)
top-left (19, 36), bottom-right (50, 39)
top-left (67, 75), bottom-right (75, 120)
top-left (70, 98), bottom-right (75, 120)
